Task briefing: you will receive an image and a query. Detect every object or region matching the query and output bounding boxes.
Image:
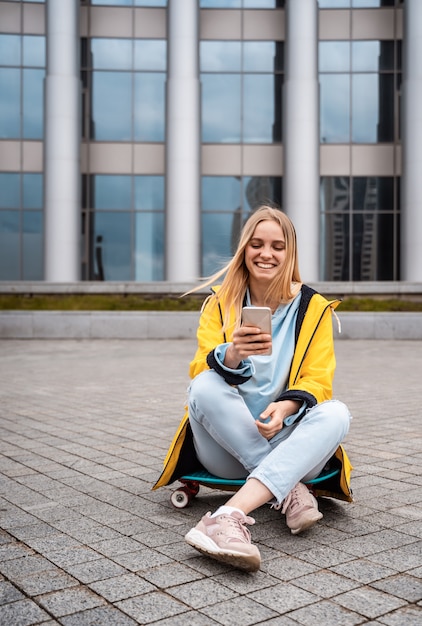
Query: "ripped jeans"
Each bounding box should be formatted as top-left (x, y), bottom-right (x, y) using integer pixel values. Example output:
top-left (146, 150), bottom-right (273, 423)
top-left (188, 369), bottom-right (352, 505)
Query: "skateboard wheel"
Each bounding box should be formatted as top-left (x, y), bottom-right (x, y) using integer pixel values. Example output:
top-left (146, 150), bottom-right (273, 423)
top-left (171, 488), bottom-right (190, 508)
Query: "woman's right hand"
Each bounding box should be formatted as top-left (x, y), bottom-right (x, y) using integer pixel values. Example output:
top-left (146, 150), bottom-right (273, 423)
top-left (224, 325), bottom-right (272, 368)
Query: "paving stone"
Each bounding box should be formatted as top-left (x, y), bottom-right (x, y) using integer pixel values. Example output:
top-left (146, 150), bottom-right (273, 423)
top-left (59, 605), bottom-right (139, 625)
top-left (64, 557), bottom-right (128, 584)
top-left (166, 577), bottom-right (238, 609)
top-left (37, 585), bottom-right (106, 617)
top-left (200, 595), bottom-right (278, 625)
top-left (116, 590), bottom-right (188, 623)
top-left (0, 598), bottom-right (51, 625)
top-left (89, 573), bottom-right (156, 602)
top-left (370, 573), bottom-right (422, 603)
top-left (248, 582), bottom-right (318, 614)
top-left (288, 599), bottom-right (365, 625)
top-left (333, 586), bottom-right (407, 620)
top-left (0, 580), bottom-right (25, 604)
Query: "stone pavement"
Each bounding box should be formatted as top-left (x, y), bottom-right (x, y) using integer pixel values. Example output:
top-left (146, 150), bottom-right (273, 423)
top-left (0, 338), bottom-right (421, 626)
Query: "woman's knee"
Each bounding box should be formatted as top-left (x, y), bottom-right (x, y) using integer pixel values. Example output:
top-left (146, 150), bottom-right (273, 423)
top-left (322, 399), bottom-right (351, 439)
top-left (309, 399), bottom-right (351, 440)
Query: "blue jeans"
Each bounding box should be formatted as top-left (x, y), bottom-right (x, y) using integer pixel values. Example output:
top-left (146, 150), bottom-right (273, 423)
top-left (188, 370), bottom-right (352, 505)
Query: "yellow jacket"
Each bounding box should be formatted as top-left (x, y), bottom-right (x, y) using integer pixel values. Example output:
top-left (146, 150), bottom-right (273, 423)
top-left (153, 285), bottom-right (353, 502)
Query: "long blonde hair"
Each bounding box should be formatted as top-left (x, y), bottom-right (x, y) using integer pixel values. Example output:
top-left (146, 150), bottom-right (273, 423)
top-left (189, 206), bottom-right (302, 331)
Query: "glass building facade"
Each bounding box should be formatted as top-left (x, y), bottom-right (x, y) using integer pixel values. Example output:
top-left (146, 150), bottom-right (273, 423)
top-left (0, 0), bottom-right (416, 283)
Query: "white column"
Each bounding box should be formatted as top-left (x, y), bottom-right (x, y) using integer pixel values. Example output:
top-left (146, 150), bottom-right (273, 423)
top-left (283, 0), bottom-right (319, 281)
top-left (165, 0), bottom-right (201, 281)
top-left (401, 0), bottom-right (422, 281)
top-left (44, 0), bottom-right (81, 281)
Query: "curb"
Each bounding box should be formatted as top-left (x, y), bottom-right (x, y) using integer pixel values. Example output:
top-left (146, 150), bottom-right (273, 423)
top-left (0, 311), bottom-right (421, 340)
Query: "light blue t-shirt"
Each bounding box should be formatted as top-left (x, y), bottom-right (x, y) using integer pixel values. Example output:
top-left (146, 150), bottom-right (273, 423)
top-left (214, 291), bottom-right (303, 423)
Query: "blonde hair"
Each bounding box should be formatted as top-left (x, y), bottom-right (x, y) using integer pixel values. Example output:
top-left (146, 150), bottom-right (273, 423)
top-left (188, 206), bottom-right (302, 331)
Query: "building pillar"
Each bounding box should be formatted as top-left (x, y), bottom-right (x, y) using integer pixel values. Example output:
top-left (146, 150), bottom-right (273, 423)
top-left (165, 0), bottom-right (201, 282)
top-left (283, 0), bottom-right (319, 281)
top-left (44, 0), bottom-right (81, 281)
top-left (401, 0), bottom-right (422, 281)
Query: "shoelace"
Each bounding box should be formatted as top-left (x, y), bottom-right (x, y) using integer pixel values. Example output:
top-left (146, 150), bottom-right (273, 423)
top-left (281, 486), bottom-right (306, 515)
top-left (216, 514), bottom-right (255, 544)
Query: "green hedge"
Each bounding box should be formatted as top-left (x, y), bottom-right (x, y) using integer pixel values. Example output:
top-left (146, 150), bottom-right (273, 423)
top-left (0, 294), bottom-right (421, 312)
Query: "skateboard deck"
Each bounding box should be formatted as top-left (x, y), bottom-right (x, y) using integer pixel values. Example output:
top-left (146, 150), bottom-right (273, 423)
top-left (170, 466), bottom-right (340, 508)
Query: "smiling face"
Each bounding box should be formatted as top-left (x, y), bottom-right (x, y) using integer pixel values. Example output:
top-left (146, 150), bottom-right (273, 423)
top-left (244, 219), bottom-right (286, 288)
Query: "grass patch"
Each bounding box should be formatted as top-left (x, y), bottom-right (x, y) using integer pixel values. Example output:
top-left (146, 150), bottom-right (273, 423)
top-left (0, 294), bottom-right (421, 312)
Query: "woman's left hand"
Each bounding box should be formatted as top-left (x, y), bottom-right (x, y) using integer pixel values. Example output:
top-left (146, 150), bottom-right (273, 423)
top-left (256, 399), bottom-right (301, 440)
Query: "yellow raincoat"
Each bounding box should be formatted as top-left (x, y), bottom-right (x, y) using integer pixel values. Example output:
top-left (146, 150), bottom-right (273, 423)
top-left (153, 285), bottom-right (353, 502)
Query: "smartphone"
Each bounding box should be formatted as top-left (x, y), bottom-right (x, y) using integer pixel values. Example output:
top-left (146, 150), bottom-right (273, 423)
top-left (241, 306), bottom-right (272, 355)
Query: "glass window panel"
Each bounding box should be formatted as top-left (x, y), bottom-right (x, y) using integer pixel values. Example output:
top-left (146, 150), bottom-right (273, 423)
top-left (0, 173), bottom-right (20, 208)
top-left (133, 72), bottom-right (165, 141)
top-left (135, 0), bottom-right (167, 5)
top-left (352, 73), bottom-right (394, 143)
top-left (352, 41), bottom-right (394, 72)
top-left (352, 177), bottom-right (394, 212)
top-left (352, 212), bottom-right (394, 280)
top-left (200, 1), bottom-right (241, 7)
top-left (134, 211), bottom-right (164, 280)
top-left (0, 68), bottom-right (20, 138)
top-left (134, 40), bottom-right (166, 71)
top-left (134, 176), bottom-right (164, 210)
top-left (23, 174), bottom-right (43, 209)
top-left (242, 177), bottom-right (282, 213)
top-left (319, 42), bottom-right (350, 72)
top-left (318, 0), bottom-right (350, 8)
top-left (244, 0), bottom-right (284, 6)
top-left (352, 0), bottom-right (394, 7)
top-left (23, 36), bottom-right (45, 68)
top-left (94, 212), bottom-right (132, 280)
top-left (321, 211), bottom-right (350, 280)
top-left (23, 210), bottom-right (43, 280)
top-left (200, 42), bottom-right (241, 72)
top-left (92, 175), bottom-right (132, 209)
top-left (320, 74), bottom-right (350, 143)
top-left (0, 211), bottom-right (20, 280)
top-left (202, 177), bottom-right (241, 211)
top-left (91, 39), bottom-right (132, 70)
top-left (202, 212), bottom-right (238, 276)
top-left (320, 177), bottom-right (351, 280)
top-left (243, 74), bottom-right (281, 143)
top-left (0, 35), bottom-right (21, 66)
top-left (92, 71), bottom-right (132, 140)
top-left (23, 69), bottom-right (45, 139)
top-left (243, 41), bottom-right (283, 73)
top-left (92, 0), bottom-right (132, 5)
top-left (201, 74), bottom-right (241, 142)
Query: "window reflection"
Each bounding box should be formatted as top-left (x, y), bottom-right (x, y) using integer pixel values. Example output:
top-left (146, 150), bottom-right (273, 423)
top-left (202, 74), bottom-right (241, 142)
top-left (244, 74), bottom-right (281, 143)
top-left (135, 212), bottom-right (164, 280)
top-left (320, 74), bottom-right (350, 143)
top-left (134, 40), bottom-right (166, 71)
top-left (201, 42), bottom-right (241, 72)
top-left (92, 71), bottom-right (132, 140)
top-left (0, 173), bottom-right (20, 208)
top-left (92, 176), bottom-right (132, 209)
top-left (0, 68), bottom-right (20, 138)
top-left (93, 212), bottom-right (132, 281)
top-left (0, 211), bottom-right (20, 280)
top-left (91, 39), bottom-right (132, 70)
top-left (134, 73), bottom-right (166, 141)
top-left (320, 177), bottom-right (398, 280)
top-left (23, 210), bottom-right (43, 280)
top-left (0, 35), bottom-right (21, 66)
top-left (134, 176), bottom-right (164, 210)
top-left (23, 36), bottom-right (45, 68)
top-left (319, 42), bottom-right (350, 73)
top-left (23, 69), bottom-right (45, 139)
top-left (23, 174), bottom-right (43, 209)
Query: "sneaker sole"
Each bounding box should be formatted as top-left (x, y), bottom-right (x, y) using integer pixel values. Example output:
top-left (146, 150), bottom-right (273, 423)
top-left (289, 511), bottom-right (323, 535)
top-left (185, 528), bottom-right (261, 572)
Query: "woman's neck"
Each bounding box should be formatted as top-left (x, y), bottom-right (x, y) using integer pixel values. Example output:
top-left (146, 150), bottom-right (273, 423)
top-left (248, 282), bottom-right (302, 312)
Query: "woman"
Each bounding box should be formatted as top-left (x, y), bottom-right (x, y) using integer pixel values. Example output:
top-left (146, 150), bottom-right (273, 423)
top-left (153, 206), bottom-right (352, 573)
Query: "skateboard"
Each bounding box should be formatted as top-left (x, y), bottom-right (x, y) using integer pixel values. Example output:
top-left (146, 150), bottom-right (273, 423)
top-left (170, 466), bottom-right (340, 508)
